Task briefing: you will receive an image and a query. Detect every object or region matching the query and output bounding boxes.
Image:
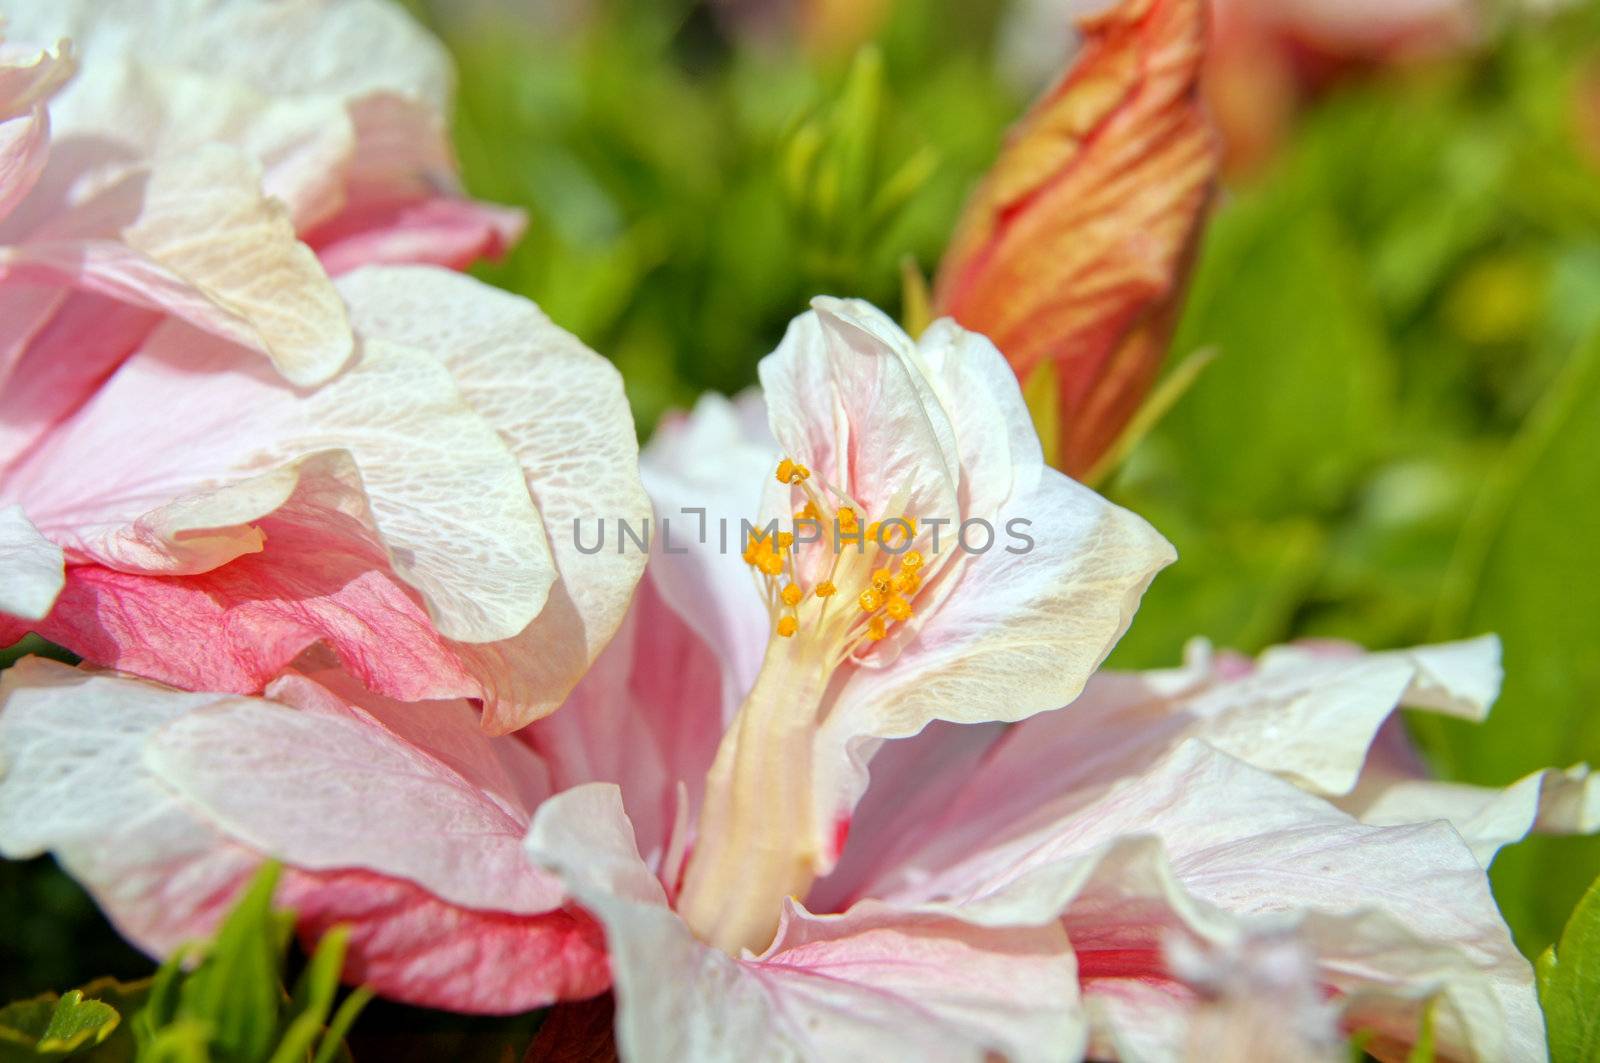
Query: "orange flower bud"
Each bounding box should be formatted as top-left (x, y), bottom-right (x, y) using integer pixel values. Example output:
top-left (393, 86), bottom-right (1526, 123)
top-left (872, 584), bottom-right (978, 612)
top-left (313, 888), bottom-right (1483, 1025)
top-left (933, 0), bottom-right (1217, 481)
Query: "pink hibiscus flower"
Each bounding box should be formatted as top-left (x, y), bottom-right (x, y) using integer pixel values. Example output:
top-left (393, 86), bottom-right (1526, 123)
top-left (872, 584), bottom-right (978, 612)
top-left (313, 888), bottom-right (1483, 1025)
top-left (4, 300), bottom-right (1591, 1059)
top-left (0, 1), bottom-right (648, 732)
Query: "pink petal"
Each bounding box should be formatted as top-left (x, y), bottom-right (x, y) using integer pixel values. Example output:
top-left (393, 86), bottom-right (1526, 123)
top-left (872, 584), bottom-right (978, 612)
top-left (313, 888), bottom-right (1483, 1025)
top-left (145, 675), bottom-right (562, 915)
top-left (873, 741), bottom-right (1540, 1061)
top-left (308, 196), bottom-right (526, 275)
top-left (525, 784), bottom-right (1082, 1063)
top-left (0, 658), bottom-right (606, 1014)
top-left (639, 390), bottom-right (777, 708)
top-left (7, 145), bottom-right (354, 386)
top-left (334, 266), bottom-right (651, 731)
top-left (523, 570), bottom-right (727, 873)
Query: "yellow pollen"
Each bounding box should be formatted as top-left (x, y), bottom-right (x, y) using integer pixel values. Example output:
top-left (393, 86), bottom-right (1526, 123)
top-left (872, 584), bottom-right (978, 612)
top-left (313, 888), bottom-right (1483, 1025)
top-left (798, 501), bottom-right (821, 520)
top-left (867, 616), bottom-right (888, 640)
top-left (859, 588), bottom-right (883, 613)
top-left (866, 521), bottom-right (882, 542)
top-left (838, 507), bottom-right (859, 531)
top-left (776, 459), bottom-right (811, 485)
top-left (781, 583), bottom-right (803, 607)
top-left (815, 581), bottom-right (837, 598)
top-left (778, 531), bottom-right (795, 550)
top-left (886, 596), bottom-right (913, 622)
top-left (871, 568), bottom-right (892, 592)
top-left (776, 616), bottom-right (799, 638)
top-left (758, 553), bottom-right (784, 577)
top-left (892, 570), bottom-right (921, 595)
top-left (902, 550), bottom-right (924, 570)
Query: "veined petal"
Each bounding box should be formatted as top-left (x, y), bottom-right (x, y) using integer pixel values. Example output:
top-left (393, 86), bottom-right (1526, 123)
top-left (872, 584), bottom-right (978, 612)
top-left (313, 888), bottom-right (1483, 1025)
top-left (6, 144), bottom-right (353, 386)
top-left (759, 297), bottom-right (961, 543)
top-left (640, 389), bottom-right (778, 708)
top-left (831, 636), bottom-right (1511, 902)
top-left (523, 571), bottom-right (728, 875)
top-left (0, 105), bottom-right (50, 223)
top-left (0, 658), bottom-right (607, 1013)
top-left (334, 266), bottom-right (649, 731)
top-left (526, 784), bottom-right (1082, 1063)
top-left (933, 0), bottom-right (1217, 477)
top-left (145, 673), bottom-right (560, 915)
top-left (875, 741), bottom-right (1540, 1062)
top-left (6, 295), bottom-right (554, 644)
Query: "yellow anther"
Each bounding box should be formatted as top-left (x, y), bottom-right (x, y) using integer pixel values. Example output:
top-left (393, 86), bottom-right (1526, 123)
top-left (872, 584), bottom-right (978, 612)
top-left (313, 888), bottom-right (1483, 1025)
top-left (798, 501), bottom-right (821, 520)
top-left (867, 616), bottom-right (888, 641)
top-left (886, 596), bottom-right (913, 622)
top-left (777, 616), bottom-right (799, 638)
top-left (892, 570), bottom-right (921, 595)
top-left (776, 458), bottom-right (811, 485)
top-left (781, 583), bottom-right (803, 607)
top-left (815, 581), bottom-right (837, 598)
top-left (758, 553), bottom-right (784, 577)
top-left (902, 550), bottom-right (924, 571)
top-left (871, 568), bottom-right (892, 592)
top-left (902, 517), bottom-right (918, 536)
top-left (866, 521), bottom-right (882, 542)
top-left (778, 531), bottom-right (795, 550)
top-left (838, 507), bottom-right (859, 531)
top-left (859, 588), bottom-right (883, 613)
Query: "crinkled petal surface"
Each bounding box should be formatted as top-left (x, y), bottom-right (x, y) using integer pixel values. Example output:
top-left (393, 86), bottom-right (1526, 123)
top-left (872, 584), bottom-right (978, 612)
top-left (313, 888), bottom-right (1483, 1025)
top-left (526, 784), bottom-right (1083, 1063)
top-left (0, 658), bottom-right (607, 1013)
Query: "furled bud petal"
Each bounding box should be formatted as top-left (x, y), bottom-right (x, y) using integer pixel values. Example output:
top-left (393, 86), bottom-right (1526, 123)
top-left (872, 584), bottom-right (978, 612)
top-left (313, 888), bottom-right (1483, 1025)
top-left (933, 0), bottom-right (1217, 479)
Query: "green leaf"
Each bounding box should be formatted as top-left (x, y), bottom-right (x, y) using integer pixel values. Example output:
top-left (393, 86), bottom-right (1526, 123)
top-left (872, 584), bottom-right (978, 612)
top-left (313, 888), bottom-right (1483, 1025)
top-left (1407, 1000), bottom-right (1437, 1063)
top-left (1423, 326), bottom-right (1600, 952)
top-left (1539, 873), bottom-right (1600, 1062)
top-left (173, 862), bottom-right (289, 1063)
top-left (0, 989), bottom-right (120, 1060)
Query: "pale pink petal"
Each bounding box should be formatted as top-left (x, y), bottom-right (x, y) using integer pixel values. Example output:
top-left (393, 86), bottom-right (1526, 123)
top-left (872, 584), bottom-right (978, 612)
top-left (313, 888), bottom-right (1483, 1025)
top-left (279, 867), bottom-right (608, 1015)
top-left (145, 675), bottom-right (563, 915)
top-left (0, 658), bottom-right (288, 951)
top-left (640, 389), bottom-right (777, 708)
top-left (0, 106), bottom-right (50, 222)
top-left (0, 37), bottom-right (75, 124)
top-left (874, 742), bottom-right (1540, 1062)
top-left (3, 1), bottom-right (451, 122)
top-left (334, 266), bottom-right (649, 731)
top-left (5, 144), bottom-right (353, 386)
top-left (0, 503), bottom-right (62, 620)
top-left (0, 288), bottom-right (157, 465)
top-left (6, 308), bottom-right (553, 643)
top-left (525, 784), bottom-right (1083, 1063)
top-left (4, 0), bottom-right (511, 248)
top-left (309, 196), bottom-right (525, 275)
top-left (0, 658), bottom-right (607, 1013)
top-left (1340, 721), bottom-right (1600, 866)
top-left (27, 492), bottom-right (486, 703)
top-left (523, 571), bottom-right (726, 873)
top-left (758, 298), bottom-right (961, 559)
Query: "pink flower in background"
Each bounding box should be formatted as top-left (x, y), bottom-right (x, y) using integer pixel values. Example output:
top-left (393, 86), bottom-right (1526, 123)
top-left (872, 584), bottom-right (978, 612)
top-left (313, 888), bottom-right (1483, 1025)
top-left (0, 1), bottom-right (650, 732)
top-left (3, 299), bottom-right (1589, 1058)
